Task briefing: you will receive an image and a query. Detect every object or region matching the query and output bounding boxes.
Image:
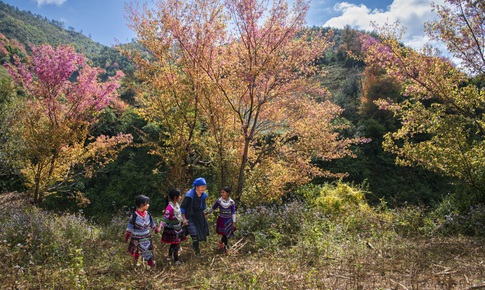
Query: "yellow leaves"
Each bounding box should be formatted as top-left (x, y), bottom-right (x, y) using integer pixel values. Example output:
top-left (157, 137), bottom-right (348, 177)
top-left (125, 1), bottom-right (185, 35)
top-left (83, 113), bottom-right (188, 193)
top-left (242, 157), bottom-right (309, 206)
top-left (83, 134), bottom-right (133, 172)
top-left (310, 180), bottom-right (371, 216)
top-left (125, 0), bottom-right (363, 199)
top-left (362, 16), bottom-right (485, 190)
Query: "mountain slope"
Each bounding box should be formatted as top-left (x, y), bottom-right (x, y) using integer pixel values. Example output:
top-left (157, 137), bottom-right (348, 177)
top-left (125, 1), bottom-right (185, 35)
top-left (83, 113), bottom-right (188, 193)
top-left (0, 1), bottom-right (107, 58)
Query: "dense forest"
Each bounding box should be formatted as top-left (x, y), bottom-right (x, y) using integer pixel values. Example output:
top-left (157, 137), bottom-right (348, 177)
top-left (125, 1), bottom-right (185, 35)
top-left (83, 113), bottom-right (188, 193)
top-left (0, 0), bottom-right (484, 288)
top-left (0, 0), bottom-right (453, 213)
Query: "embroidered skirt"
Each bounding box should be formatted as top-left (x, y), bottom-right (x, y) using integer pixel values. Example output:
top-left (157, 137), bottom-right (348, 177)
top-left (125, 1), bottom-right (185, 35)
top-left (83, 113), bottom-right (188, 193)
top-left (216, 216), bottom-right (235, 237)
top-left (161, 227), bottom-right (187, 245)
top-left (128, 233), bottom-right (154, 261)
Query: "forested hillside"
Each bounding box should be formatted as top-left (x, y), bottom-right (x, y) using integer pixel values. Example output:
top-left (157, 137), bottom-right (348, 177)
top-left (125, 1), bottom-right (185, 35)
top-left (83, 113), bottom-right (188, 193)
top-left (1, 0), bottom-right (485, 288)
top-left (309, 27), bottom-right (453, 207)
top-left (0, 1), bottom-right (136, 77)
top-left (0, 1), bottom-right (103, 56)
top-left (0, 0), bottom-right (454, 212)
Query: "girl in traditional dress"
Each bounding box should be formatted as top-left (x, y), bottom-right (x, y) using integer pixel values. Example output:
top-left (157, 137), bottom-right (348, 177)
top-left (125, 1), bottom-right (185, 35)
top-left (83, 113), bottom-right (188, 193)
top-left (181, 177), bottom-right (210, 257)
top-left (205, 187), bottom-right (236, 254)
top-left (124, 195), bottom-right (159, 269)
top-left (159, 188), bottom-right (186, 265)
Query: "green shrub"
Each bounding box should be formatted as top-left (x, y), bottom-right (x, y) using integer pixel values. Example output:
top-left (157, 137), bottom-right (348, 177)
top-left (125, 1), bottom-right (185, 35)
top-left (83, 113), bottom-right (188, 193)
top-left (426, 188), bottom-right (485, 237)
top-left (238, 201), bottom-right (308, 249)
top-left (297, 180), bottom-right (371, 216)
top-left (316, 181), bottom-right (370, 214)
top-left (389, 206), bottom-right (429, 237)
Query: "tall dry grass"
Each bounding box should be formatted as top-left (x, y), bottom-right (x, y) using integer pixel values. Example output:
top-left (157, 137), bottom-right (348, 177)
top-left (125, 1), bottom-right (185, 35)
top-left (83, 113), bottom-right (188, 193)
top-left (1, 191), bottom-right (484, 289)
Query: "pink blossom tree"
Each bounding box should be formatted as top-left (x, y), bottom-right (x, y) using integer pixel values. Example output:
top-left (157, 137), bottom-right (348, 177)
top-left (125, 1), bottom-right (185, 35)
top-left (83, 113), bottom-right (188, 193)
top-left (5, 44), bottom-right (132, 203)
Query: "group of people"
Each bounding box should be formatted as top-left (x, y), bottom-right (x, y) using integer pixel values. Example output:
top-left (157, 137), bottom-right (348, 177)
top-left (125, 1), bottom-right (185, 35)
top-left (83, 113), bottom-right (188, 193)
top-left (123, 177), bottom-right (237, 269)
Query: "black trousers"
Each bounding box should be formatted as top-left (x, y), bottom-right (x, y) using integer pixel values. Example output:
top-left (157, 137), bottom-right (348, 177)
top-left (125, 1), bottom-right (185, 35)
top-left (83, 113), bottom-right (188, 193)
top-left (169, 244), bottom-right (180, 261)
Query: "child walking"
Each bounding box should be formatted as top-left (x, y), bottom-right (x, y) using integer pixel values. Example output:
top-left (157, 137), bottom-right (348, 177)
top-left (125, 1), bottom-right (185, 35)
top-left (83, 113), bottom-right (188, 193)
top-left (159, 188), bottom-right (187, 265)
top-left (124, 195), bottom-right (159, 269)
top-left (205, 187), bottom-right (236, 254)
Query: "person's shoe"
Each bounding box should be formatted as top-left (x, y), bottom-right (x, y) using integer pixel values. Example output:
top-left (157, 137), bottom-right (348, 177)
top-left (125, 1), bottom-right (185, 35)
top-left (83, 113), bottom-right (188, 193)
top-left (147, 260), bottom-right (156, 270)
top-left (133, 264), bottom-right (140, 272)
top-left (174, 260), bottom-right (182, 266)
top-left (218, 240), bottom-right (224, 249)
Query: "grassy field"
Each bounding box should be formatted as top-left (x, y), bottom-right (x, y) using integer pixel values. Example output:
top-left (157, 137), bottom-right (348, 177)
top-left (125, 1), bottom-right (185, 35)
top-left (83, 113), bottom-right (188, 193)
top-left (144, 236), bottom-right (485, 289)
top-left (1, 192), bottom-right (485, 289)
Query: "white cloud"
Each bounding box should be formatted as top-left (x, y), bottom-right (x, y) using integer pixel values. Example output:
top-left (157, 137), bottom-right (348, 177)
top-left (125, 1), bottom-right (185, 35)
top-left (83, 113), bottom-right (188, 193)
top-left (36, 0), bottom-right (67, 6)
top-left (323, 0), bottom-right (445, 50)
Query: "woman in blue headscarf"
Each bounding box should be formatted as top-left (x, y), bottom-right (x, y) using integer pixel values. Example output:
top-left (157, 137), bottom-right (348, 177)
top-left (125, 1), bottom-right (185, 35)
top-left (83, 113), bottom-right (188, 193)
top-left (181, 177), bottom-right (210, 257)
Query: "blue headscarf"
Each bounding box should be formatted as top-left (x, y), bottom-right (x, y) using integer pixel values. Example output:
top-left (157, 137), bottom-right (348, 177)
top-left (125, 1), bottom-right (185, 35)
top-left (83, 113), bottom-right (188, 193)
top-left (192, 177), bottom-right (207, 187)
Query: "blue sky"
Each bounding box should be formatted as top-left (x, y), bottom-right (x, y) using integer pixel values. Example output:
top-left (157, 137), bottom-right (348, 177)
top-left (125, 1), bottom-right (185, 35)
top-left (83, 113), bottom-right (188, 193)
top-left (2, 0), bottom-right (444, 49)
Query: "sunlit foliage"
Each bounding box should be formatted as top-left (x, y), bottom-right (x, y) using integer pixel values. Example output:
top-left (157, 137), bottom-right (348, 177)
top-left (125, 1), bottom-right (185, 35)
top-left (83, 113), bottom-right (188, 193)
top-left (4, 45), bottom-right (132, 203)
top-left (125, 0), bottom-right (367, 203)
top-left (360, 0), bottom-right (485, 204)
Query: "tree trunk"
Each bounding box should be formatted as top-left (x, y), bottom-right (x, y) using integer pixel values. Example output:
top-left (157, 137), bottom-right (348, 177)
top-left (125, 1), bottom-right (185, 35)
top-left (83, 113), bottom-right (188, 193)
top-left (235, 136), bottom-right (250, 204)
top-left (33, 163), bottom-right (42, 204)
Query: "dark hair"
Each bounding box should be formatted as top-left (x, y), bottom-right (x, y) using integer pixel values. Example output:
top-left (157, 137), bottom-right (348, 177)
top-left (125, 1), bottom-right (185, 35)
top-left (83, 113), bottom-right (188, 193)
top-left (135, 195), bottom-right (150, 208)
top-left (168, 188), bottom-right (181, 201)
top-left (222, 186), bottom-right (231, 195)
